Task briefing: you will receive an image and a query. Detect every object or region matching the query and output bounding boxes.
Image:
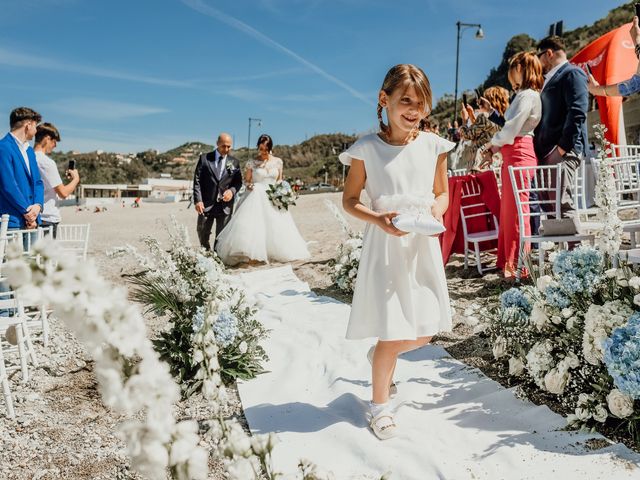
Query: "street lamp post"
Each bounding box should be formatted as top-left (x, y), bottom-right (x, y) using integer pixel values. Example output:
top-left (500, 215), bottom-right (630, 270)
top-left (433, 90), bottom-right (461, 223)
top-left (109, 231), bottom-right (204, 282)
top-left (454, 21), bottom-right (484, 123)
top-left (247, 117), bottom-right (262, 160)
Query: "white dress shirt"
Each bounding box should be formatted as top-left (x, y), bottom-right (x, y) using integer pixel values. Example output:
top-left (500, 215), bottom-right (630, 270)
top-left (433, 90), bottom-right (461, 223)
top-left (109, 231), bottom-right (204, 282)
top-left (491, 89), bottom-right (542, 147)
top-left (542, 60), bottom-right (568, 90)
top-left (9, 132), bottom-right (31, 174)
top-left (35, 151), bottom-right (63, 223)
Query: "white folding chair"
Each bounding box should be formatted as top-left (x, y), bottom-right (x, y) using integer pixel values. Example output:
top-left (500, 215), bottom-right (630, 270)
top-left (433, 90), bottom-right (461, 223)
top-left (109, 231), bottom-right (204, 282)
top-left (0, 291), bottom-right (39, 420)
top-left (0, 293), bottom-right (38, 383)
top-left (606, 156), bottom-right (640, 248)
top-left (4, 226), bottom-right (50, 256)
top-left (612, 144), bottom-right (640, 158)
top-left (0, 215), bottom-right (13, 419)
top-left (0, 337), bottom-right (15, 419)
top-left (509, 164), bottom-right (594, 280)
top-left (447, 168), bottom-right (467, 177)
top-left (2, 223), bottom-right (52, 346)
top-left (56, 224), bottom-right (90, 260)
top-left (459, 178), bottom-right (499, 274)
top-left (491, 166), bottom-right (502, 191)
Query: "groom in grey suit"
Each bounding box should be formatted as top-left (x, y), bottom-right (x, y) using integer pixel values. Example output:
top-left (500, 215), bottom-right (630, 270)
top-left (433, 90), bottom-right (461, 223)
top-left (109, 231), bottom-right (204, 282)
top-left (193, 133), bottom-right (243, 251)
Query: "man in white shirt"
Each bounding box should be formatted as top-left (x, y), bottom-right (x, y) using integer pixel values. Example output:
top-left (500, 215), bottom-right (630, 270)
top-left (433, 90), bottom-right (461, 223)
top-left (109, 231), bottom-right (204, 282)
top-left (34, 123), bottom-right (80, 238)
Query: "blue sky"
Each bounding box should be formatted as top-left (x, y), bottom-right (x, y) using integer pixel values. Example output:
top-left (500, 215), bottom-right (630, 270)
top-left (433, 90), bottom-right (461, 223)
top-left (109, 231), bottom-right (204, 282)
top-left (0, 0), bottom-right (625, 153)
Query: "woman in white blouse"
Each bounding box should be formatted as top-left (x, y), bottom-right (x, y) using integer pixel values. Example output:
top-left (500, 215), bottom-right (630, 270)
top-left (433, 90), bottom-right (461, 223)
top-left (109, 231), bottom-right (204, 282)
top-left (481, 51), bottom-right (543, 278)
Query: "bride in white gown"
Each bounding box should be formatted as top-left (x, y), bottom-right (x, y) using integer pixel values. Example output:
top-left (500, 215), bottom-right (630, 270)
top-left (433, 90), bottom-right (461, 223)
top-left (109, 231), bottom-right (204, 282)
top-left (215, 134), bottom-right (310, 266)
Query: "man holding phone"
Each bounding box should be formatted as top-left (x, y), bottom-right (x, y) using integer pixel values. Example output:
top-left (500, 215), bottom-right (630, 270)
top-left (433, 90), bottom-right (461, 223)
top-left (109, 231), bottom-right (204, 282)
top-left (34, 123), bottom-right (80, 237)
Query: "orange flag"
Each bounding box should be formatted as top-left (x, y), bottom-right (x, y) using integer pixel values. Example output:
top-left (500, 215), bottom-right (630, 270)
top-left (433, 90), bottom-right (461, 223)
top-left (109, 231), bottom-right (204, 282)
top-left (572, 22), bottom-right (637, 146)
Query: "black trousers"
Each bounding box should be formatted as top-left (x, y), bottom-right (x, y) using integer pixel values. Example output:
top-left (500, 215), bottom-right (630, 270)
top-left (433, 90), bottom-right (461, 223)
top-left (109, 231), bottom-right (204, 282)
top-left (197, 211), bottom-right (231, 251)
top-left (41, 221), bottom-right (59, 239)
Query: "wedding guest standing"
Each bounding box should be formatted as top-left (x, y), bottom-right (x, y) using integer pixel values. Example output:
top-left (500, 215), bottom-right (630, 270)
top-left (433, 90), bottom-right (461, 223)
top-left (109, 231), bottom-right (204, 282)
top-left (340, 64), bottom-right (454, 440)
top-left (0, 107), bottom-right (44, 231)
top-left (535, 35), bottom-right (589, 215)
top-left (34, 123), bottom-right (80, 237)
top-left (193, 133), bottom-right (242, 251)
top-left (481, 52), bottom-right (543, 278)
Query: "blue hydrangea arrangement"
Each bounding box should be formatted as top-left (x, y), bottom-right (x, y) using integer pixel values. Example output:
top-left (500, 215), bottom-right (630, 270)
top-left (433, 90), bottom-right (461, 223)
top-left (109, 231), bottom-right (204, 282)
top-left (192, 306), bottom-right (205, 332)
top-left (500, 288), bottom-right (532, 315)
top-left (552, 247), bottom-right (603, 296)
top-left (214, 309), bottom-right (239, 347)
top-left (603, 313), bottom-right (640, 399)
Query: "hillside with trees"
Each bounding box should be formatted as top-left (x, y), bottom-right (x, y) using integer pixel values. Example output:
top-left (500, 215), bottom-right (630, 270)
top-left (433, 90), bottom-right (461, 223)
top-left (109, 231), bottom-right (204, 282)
top-left (51, 135), bottom-right (357, 186)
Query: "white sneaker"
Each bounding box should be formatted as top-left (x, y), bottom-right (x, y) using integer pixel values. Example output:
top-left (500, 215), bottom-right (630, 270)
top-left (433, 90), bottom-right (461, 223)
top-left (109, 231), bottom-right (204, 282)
top-left (367, 345), bottom-right (398, 397)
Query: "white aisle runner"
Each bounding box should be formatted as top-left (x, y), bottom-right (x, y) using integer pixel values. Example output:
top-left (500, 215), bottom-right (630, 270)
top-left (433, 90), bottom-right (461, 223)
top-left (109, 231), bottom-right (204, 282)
top-left (237, 266), bottom-right (640, 480)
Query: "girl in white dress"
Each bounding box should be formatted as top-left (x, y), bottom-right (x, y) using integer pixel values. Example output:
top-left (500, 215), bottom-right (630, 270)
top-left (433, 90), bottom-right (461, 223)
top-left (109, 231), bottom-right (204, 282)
top-left (340, 64), bottom-right (454, 440)
top-left (216, 134), bottom-right (310, 266)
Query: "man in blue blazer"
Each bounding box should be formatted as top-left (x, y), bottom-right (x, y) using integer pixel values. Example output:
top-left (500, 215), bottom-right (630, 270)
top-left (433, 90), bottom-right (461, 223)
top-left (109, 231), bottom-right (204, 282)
top-left (534, 36), bottom-right (589, 217)
top-left (0, 107), bottom-right (45, 230)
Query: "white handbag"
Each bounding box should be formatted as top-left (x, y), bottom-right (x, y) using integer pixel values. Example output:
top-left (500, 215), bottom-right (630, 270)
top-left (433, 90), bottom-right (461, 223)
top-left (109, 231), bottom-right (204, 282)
top-left (392, 213), bottom-right (446, 235)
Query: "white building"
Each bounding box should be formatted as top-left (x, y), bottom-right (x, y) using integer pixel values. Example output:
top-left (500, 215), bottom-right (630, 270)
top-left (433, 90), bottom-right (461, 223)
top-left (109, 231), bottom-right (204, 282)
top-left (143, 177), bottom-right (192, 203)
top-left (79, 175), bottom-right (192, 205)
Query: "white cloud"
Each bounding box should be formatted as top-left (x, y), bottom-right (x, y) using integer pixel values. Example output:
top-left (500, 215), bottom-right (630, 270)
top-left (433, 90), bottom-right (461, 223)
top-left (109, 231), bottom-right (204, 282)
top-left (55, 126), bottom-right (190, 154)
top-left (194, 67), bottom-right (309, 84)
top-left (42, 98), bottom-right (169, 120)
top-left (180, 0), bottom-right (374, 106)
top-left (0, 47), bottom-right (195, 88)
top-left (216, 87), bottom-right (338, 103)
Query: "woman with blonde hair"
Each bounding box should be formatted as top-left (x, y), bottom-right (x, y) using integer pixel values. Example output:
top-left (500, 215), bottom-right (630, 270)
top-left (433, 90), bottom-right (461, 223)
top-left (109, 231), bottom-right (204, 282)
top-left (481, 52), bottom-right (543, 278)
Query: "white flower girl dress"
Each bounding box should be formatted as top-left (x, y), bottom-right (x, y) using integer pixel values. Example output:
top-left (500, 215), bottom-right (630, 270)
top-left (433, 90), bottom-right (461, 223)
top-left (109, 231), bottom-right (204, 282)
top-left (339, 132), bottom-right (455, 340)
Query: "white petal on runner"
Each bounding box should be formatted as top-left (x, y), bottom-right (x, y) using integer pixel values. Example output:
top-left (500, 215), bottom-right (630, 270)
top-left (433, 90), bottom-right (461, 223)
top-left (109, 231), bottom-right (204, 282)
top-left (237, 266), bottom-right (640, 479)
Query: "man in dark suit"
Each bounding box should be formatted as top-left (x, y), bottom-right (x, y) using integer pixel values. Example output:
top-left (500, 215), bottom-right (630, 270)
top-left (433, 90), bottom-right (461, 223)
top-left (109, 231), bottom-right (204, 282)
top-left (534, 36), bottom-right (589, 217)
top-left (0, 107), bottom-right (45, 231)
top-left (193, 133), bottom-right (243, 251)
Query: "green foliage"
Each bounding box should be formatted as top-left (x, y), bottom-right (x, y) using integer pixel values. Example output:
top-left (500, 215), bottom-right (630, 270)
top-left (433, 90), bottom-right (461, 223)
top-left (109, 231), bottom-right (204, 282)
top-left (51, 151), bottom-right (150, 184)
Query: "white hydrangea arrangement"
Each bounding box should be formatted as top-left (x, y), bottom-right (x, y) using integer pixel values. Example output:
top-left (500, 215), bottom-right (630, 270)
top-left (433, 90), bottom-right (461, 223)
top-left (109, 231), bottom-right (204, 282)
top-left (325, 200), bottom-right (363, 294)
top-left (485, 246), bottom-right (640, 445)
top-left (109, 217), bottom-right (269, 395)
top-left (483, 124), bottom-right (640, 447)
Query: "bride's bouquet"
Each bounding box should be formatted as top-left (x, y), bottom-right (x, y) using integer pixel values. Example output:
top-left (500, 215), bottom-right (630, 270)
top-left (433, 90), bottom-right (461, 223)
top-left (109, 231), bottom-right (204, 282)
top-left (267, 181), bottom-right (298, 211)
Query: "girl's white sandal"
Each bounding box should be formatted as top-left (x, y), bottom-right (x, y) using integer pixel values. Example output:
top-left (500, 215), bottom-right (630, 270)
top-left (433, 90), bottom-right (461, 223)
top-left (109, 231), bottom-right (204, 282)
top-left (370, 411), bottom-right (397, 440)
